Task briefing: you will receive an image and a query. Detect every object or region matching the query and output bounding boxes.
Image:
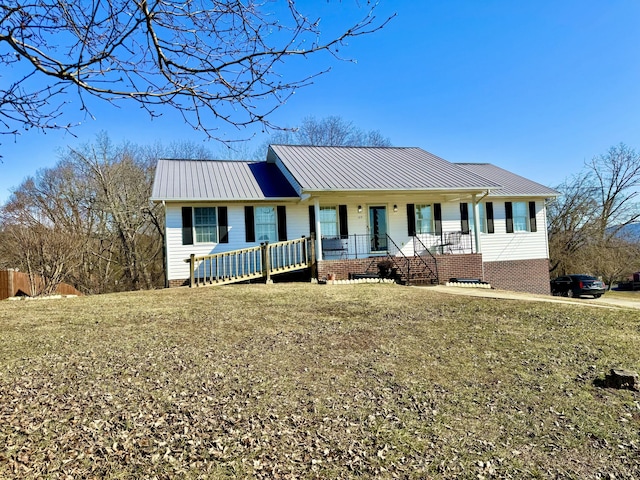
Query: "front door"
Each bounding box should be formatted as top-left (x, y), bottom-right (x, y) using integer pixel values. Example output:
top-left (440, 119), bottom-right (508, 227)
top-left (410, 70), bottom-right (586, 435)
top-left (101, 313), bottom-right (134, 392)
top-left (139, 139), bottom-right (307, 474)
top-left (369, 206), bottom-right (388, 252)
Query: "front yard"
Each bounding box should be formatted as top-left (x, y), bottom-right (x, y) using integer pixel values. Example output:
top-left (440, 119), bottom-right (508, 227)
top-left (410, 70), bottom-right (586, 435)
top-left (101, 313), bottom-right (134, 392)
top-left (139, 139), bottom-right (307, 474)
top-left (1, 284), bottom-right (639, 478)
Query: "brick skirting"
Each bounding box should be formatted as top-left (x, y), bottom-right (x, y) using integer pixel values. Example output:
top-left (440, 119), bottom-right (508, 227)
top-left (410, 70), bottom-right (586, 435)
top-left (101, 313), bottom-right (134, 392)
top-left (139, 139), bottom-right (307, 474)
top-left (169, 278), bottom-right (190, 288)
top-left (483, 258), bottom-right (551, 295)
top-left (317, 254), bottom-right (483, 285)
top-left (317, 255), bottom-right (550, 295)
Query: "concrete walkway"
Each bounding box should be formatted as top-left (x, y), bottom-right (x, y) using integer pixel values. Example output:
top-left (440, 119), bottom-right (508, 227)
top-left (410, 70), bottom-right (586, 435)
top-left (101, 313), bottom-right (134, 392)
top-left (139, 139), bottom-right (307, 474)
top-left (427, 285), bottom-right (640, 310)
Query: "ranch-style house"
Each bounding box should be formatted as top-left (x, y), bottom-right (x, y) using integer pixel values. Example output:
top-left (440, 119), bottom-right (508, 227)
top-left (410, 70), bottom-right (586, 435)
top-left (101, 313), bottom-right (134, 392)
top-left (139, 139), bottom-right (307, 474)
top-left (151, 145), bottom-right (559, 294)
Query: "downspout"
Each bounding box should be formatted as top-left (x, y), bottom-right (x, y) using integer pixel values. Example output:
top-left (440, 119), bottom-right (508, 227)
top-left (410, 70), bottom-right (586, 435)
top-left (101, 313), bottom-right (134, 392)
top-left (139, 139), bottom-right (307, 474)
top-left (162, 200), bottom-right (168, 288)
top-left (314, 198), bottom-right (323, 261)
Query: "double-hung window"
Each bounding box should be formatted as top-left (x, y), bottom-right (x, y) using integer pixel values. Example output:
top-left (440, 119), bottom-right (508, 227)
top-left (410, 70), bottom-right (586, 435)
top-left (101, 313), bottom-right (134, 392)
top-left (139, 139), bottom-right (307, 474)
top-left (505, 201), bottom-right (535, 233)
top-left (477, 203), bottom-right (486, 233)
top-left (194, 207), bottom-right (218, 243)
top-left (415, 204), bottom-right (433, 234)
top-left (512, 202), bottom-right (528, 232)
top-left (255, 206), bottom-right (277, 242)
top-left (319, 206), bottom-right (338, 237)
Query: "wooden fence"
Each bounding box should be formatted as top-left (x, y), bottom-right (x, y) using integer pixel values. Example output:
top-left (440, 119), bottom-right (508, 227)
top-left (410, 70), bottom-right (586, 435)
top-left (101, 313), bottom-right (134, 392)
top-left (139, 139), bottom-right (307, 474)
top-left (0, 269), bottom-right (82, 300)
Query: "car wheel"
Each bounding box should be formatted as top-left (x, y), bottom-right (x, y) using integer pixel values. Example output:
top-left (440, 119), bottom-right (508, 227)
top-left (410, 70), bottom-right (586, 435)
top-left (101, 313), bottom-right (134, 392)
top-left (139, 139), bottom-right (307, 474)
top-left (566, 289), bottom-right (575, 298)
top-left (594, 294), bottom-right (602, 299)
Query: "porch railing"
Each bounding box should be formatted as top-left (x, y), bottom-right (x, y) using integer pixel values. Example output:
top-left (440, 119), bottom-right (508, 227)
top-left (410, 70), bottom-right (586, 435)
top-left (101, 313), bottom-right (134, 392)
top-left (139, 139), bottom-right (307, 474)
top-left (188, 236), bottom-right (311, 287)
top-left (321, 230), bottom-right (475, 259)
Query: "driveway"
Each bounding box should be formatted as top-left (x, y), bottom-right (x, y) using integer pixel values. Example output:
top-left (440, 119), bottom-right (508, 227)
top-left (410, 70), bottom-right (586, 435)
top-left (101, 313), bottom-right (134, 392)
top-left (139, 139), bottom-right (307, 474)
top-left (428, 285), bottom-right (640, 310)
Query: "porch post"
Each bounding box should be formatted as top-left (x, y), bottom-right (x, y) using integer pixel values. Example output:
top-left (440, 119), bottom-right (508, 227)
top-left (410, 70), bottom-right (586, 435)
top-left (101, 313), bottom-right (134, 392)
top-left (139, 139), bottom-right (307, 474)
top-left (472, 194), bottom-right (482, 254)
top-left (314, 198), bottom-right (323, 261)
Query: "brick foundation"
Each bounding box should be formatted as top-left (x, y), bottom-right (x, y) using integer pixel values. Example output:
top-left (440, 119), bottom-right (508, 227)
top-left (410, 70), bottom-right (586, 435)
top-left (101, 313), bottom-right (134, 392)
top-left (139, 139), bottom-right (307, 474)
top-left (317, 254), bottom-right (483, 285)
top-left (169, 278), bottom-right (189, 288)
top-left (483, 258), bottom-right (551, 295)
top-left (436, 254), bottom-right (483, 283)
top-left (317, 258), bottom-right (378, 281)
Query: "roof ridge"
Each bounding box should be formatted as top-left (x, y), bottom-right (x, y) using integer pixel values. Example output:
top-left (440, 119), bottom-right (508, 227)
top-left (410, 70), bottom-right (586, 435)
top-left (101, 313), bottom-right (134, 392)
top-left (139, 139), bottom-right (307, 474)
top-left (158, 158), bottom-right (262, 163)
top-left (270, 144), bottom-right (413, 150)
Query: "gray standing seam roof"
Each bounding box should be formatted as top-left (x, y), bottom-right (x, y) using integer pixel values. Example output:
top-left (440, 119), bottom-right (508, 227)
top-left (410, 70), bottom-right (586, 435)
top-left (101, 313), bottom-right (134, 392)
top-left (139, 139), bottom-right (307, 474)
top-left (268, 145), bottom-right (502, 191)
top-left (151, 159), bottom-right (299, 201)
top-left (455, 163), bottom-right (560, 197)
top-left (151, 147), bottom-right (560, 202)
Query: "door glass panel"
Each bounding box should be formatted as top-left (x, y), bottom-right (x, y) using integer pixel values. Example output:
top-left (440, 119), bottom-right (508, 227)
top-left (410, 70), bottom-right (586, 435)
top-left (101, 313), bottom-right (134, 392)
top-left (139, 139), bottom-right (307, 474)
top-left (369, 206), bottom-right (387, 251)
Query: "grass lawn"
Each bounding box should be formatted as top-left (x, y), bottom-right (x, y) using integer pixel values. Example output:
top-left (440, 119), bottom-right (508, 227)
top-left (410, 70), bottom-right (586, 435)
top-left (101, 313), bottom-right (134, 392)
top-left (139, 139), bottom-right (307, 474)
top-left (1, 283), bottom-right (639, 478)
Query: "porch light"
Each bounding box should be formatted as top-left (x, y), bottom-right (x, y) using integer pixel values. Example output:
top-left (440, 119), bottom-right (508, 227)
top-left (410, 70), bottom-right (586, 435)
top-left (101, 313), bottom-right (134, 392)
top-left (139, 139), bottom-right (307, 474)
top-left (393, 204), bottom-right (398, 212)
top-left (357, 205), bottom-right (362, 213)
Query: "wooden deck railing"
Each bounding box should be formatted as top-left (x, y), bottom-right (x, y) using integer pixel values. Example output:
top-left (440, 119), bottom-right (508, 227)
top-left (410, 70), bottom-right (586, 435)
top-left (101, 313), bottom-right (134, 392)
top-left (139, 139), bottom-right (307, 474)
top-left (188, 236), bottom-right (311, 287)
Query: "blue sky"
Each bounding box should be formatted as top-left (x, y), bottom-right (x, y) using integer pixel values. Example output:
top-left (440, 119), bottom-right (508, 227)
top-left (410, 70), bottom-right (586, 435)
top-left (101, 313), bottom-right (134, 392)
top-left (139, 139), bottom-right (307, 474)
top-left (2, 0), bottom-right (640, 204)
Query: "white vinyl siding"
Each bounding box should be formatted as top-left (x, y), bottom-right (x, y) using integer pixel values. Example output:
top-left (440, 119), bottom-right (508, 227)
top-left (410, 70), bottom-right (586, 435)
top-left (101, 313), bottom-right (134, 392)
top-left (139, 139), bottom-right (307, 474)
top-left (479, 200), bottom-right (549, 262)
top-left (165, 203), bottom-right (309, 281)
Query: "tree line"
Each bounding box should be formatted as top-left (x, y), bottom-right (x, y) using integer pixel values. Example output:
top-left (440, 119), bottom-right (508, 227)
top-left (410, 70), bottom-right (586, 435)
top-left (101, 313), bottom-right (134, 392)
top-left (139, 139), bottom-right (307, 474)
top-left (0, 134), bottom-right (213, 295)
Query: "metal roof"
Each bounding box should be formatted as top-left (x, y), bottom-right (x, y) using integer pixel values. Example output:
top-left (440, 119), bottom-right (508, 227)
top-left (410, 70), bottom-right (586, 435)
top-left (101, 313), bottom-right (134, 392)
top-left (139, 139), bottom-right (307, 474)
top-left (268, 145), bottom-right (501, 192)
top-left (455, 163), bottom-right (560, 197)
top-left (151, 148), bottom-right (560, 202)
top-left (151, 159), bottom-right (299, 201)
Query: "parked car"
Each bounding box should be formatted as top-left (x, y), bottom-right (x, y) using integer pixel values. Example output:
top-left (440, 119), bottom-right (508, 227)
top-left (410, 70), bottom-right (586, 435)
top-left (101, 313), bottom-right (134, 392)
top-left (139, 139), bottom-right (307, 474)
top-left (550, 274), bottom-right (606, 298)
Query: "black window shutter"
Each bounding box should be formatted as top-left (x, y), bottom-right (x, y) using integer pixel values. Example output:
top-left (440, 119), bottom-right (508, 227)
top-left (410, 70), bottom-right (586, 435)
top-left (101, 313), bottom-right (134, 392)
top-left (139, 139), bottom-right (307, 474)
top-left (181, 207), bottom-right (193, 245)
top-left (407, 203), bottom-right (416, 236)
top-left (218, 206), bottom-right (228, 243)
top-left (486, 202), bottom-right (495, 234)
top-left (529, 201), bottom-right (537, 232)
top-left (277, 205), bottom-right (287, 241)
top-left (505, 202), bottom-right (514, 233)
top-left (460, 203), bottom-right (469, 234)
top-left (338, 205), bottom-right (348, 238)
top-left (434, 203), bottom-right (442, 236)
top-left (308, 205), bottom-right (316, 236)
top-left (244, 206), bottom-right (255, 242)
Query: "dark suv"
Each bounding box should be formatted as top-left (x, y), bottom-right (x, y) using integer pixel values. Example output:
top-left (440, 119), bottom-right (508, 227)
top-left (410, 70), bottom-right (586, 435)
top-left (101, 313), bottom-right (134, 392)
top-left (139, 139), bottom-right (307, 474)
top-left (550, 274), bottom-right (606, 298)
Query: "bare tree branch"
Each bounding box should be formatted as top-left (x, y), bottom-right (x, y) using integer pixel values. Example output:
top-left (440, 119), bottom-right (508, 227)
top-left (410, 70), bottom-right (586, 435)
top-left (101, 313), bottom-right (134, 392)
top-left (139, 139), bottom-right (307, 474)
top-left (1, 1), bottom-right (393, 141)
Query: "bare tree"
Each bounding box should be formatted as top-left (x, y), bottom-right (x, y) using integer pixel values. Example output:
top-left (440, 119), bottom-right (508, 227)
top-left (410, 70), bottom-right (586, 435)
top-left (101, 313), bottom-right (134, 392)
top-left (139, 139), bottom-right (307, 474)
top-left (293, 115), bottom-right (392, 147)
top-left (1, 1), bottom-right (392, 140)
top-left (0, 133), bottom-right (212, 294)
top-left (252, 114), bottom-right (392, 158)
top-left (547, 172), bottom-right (598, 274)
top-left (548, 143), bottom-right (640, 285)
top-left (586, 143), bottom-right (640, 240)
top-left (0, 173), bottom-right (86, 295)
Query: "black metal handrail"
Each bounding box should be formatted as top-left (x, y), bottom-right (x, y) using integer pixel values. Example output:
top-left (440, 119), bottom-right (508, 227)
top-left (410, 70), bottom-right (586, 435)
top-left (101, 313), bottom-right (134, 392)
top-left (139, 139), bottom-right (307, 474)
top-left (320, 230), bottom-right (475, 259)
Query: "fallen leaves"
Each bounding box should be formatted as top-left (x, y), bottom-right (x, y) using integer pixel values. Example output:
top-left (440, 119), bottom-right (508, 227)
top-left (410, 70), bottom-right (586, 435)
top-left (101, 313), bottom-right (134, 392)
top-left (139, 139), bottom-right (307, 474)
top-left (0, 284), bottom-right (639, 478)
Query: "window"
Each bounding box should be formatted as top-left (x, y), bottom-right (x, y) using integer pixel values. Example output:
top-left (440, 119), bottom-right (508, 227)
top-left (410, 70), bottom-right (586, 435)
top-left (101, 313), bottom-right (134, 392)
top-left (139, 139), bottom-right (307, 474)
top-left (485, 202), bottom-right (494, 234)
top-left (320, 206), bottom-right (338, 237)
top-left (460, 203), bottom-right (470, 234)
top-left (255, 206), bottom-right (277, 242)
top-left (465, 203), bottom-right (493, 234)
top-left (476, 203), bottom-right (485, 233)
top-left (194, 207), bottom-right (217, 243)
top-left (415, 204), bottom-right (433, 234)
top-left (512, 202), bottom-right (528, 232)
top-left (476, 203), bottom-right (494, 234)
